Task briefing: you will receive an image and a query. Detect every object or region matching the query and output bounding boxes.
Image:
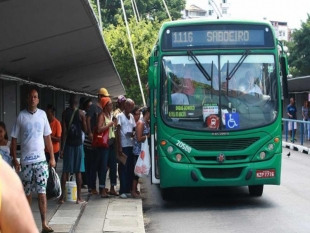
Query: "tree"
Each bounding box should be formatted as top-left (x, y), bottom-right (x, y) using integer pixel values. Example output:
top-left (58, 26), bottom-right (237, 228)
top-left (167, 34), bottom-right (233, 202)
top-left (91, 0), bottom-right (185, 26)
top-left (90, 0), bottom-right (185, 104)
top-left (103, 18), bottom-right (162, 105)
top-left (288, 14), bottom-right (310, 77)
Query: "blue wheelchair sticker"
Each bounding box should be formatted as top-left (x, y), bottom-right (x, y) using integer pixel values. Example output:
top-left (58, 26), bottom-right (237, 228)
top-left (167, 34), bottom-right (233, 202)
top-left (225, 113), bottom-right (239, 129)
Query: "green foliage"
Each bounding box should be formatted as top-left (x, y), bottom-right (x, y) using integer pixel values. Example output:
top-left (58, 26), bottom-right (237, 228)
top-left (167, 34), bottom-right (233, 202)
top-left (288, 14), bottom-right (310, 77)
top-left (103, 18), bottom-right (162, 105)
top-left (89, 0), bottom-right (185, 104)
top-left (92, 0), bottom-right (185, 26)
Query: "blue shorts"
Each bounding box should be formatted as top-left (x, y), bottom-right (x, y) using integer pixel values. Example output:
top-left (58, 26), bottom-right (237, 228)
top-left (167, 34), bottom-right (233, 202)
top-left (63, 144), bottom-right (85, 173)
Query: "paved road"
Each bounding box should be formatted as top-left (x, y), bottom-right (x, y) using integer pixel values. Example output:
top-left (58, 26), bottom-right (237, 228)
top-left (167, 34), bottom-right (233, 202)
top-left (143, 148), bottom-right (310, 233)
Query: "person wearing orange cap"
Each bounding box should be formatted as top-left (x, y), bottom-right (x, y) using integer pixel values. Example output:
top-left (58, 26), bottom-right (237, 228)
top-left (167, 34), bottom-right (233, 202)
top-left (98, 88), bottom-right (110, 97)
top-left (96, 97), bottom-right (117, 197)
top-left (85, 87), bottom-right (110, 195)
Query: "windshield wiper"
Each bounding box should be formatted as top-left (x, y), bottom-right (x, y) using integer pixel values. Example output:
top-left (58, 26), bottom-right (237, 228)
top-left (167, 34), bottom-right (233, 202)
top-left (187, 50), bottom-right (212, 81)
top-left (226, 50), bottom-right (250, 94)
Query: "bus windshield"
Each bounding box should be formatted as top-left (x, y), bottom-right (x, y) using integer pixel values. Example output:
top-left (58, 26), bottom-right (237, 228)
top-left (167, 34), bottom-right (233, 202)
top-left (161, 54), bottom-right (278, 131)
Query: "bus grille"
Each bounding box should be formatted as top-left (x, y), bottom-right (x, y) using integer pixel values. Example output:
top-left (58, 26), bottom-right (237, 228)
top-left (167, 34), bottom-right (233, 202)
top-left (200, 168), bottom-right (243, 179)
top-left (194, 155), bottom-right (247, 162)
top-left (183, 138), bottom-right (259, 151)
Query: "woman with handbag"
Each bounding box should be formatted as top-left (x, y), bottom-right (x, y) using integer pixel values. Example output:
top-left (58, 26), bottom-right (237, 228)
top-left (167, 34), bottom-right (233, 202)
top-left (96, 97), bottom-right (115, 198)
top-left (132, 107), bottom-right (150, 198)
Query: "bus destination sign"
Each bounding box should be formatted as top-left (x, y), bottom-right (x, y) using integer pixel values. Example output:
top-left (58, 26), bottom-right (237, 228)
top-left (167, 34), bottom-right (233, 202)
top-left (162, 24), bottom-right (274, 50)
top-left (168, 105), bottom-right (199, 118)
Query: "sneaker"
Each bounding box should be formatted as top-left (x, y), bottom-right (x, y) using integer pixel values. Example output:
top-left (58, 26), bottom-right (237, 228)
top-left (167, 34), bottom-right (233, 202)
top-left (119, 193), bottom-right (127, 199)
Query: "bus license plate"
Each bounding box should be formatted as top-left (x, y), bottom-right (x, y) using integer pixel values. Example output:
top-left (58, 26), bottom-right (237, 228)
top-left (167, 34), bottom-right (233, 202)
top-left (256, 169), bottom-right (275, 178)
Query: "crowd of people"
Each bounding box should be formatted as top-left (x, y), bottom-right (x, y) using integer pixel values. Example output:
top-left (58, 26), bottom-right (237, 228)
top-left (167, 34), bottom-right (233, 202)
top-left (0, 85), bottom-right (150, 233)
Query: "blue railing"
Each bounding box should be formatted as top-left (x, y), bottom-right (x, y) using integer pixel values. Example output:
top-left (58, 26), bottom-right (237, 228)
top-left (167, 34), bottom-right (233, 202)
top-left (282, 118), bottom-right (310, 146)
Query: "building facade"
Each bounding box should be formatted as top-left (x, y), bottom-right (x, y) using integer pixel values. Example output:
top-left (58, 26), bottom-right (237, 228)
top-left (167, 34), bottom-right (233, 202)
top-left (183, 0), bottom-right (230, 19)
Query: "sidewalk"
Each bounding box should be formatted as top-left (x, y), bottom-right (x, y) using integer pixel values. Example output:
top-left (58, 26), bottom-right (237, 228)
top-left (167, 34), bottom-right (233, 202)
top-left (30, 161), bottom-right (145, 233)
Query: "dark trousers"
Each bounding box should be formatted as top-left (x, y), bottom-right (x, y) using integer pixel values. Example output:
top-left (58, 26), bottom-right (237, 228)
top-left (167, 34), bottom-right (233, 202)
top-left (89, 147), bottom-right (99, 190)
top-left (108, 143), bottom-right (117, 186)
top-left (119, 146), bottom-right (134, 194)
top-left (97, 147), bottom-right (109, 188)
top-left (83, 146), bottom-right (93, 188)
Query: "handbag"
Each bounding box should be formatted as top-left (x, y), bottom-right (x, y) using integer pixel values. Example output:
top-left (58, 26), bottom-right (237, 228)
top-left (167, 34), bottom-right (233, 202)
top-left (92, 127), bottom-right (109, 148)
top-left (116, 151), bottom-right (127, 165)
top-left (134, 139), bottom-right (151, 177)
top-left (46, 167), bottom-right (62, 199)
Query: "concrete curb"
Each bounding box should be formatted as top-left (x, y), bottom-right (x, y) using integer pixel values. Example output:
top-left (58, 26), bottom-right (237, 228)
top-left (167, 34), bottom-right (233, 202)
top-left (282, 141), bottom-right (310, 154)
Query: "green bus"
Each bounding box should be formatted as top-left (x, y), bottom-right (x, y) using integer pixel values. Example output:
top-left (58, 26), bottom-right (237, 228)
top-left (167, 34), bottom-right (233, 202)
top-left (148, 19), bottom-right (289, 199)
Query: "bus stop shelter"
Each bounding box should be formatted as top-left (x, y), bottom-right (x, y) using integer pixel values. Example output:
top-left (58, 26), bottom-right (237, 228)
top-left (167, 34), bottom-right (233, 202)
top-left (0, 0), bottom-right (125, 97)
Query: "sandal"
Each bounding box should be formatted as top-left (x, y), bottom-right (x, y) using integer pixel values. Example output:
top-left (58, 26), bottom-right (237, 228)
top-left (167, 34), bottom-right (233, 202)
top-left (57, 198), bottom-right (64, 204)
top-left (91, 189), bottom-right (98, 195)
top-left (131, 191), bottom-right (140, 198)
top-left (108, 190), bottom-right (119, 196)
top-left (41, 226), bottom-right (54, 233)
top-left (101, 189), bottom-right (109, 198)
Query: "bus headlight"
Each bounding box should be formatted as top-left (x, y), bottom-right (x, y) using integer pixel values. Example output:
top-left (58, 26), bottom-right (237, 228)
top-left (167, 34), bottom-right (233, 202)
top-left (176, 153), bottom-right (182, 162)
top-left (259, 151), bottom-right (266, 159)
top-left (167, 146), bottom-right (174, 154)
top-left (268, 143), bottom-right (274, 151)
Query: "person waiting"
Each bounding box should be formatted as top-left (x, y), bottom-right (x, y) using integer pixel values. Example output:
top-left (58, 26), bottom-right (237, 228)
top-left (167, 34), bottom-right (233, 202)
top-left (171, 81), bottom-right (189, 105)
top-left (244, 70), bottom-right (262, 95)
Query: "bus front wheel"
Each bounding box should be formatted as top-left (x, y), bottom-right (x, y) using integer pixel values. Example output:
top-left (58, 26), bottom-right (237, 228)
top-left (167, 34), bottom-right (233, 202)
top-left (248, 185), bottom-right (264, 196)
top-left (161, 188), bottom-right (174, 201)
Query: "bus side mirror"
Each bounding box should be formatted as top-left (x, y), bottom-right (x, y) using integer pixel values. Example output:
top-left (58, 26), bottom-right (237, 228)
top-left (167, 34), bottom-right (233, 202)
top-left (280, 56), bottom-right (289, 99)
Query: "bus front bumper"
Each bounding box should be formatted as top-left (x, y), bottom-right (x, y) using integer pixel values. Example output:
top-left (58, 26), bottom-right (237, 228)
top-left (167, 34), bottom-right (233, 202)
top-left (159, 153), bottom-right (281, 188)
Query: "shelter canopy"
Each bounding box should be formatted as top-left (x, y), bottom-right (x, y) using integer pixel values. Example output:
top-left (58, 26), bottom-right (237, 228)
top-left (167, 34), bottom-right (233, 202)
top-left (288, 76), bottom-right (310, 93)
top-left (0, 0), bottom-right (125, 97)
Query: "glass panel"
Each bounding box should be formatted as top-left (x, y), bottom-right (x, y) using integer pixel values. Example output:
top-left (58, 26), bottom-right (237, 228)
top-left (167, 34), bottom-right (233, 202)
top-left (161, 54), bottom-right (277, 131)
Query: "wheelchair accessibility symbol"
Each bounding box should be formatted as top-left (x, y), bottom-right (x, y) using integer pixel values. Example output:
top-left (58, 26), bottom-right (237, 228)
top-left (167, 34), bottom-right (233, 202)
top-left (225, 113), bottom-right (239, 129)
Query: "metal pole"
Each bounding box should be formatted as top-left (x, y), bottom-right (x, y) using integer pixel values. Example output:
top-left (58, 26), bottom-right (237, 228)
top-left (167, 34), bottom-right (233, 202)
top-left (120, 0), bottom-right (146, 106)
top-left (162, 0), bottom-right (172, 21)
top-left (133, 0), bottom-right (141, 21)
top-left (96, 0), bottom-right (103, 30)
top-left (130, 0), bottom-right (138, 22)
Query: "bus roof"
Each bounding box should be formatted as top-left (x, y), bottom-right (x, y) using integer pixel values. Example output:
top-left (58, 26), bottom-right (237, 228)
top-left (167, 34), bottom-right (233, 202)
top-left (158, 19), bottom-right (276, 51)
top-left (160, 19), bottom-right (273, 28)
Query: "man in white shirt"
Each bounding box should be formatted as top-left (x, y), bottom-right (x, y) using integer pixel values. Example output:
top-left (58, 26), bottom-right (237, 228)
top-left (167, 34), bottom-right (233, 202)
top-left (171, 82), bottom-right (189, 105)
top-left (116, 98), bottom-right (136, 198)
top-left (11, 87), bottom-right (55, 233)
